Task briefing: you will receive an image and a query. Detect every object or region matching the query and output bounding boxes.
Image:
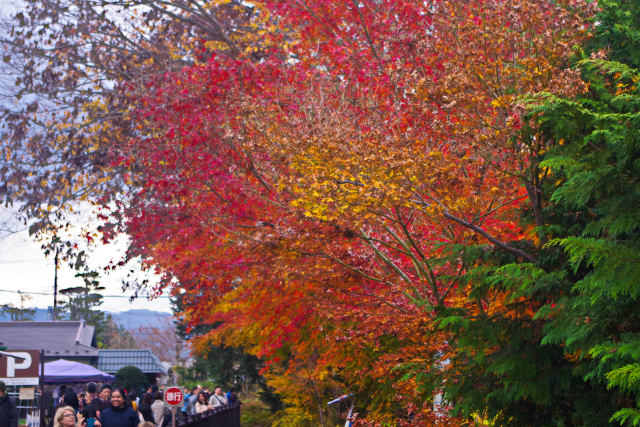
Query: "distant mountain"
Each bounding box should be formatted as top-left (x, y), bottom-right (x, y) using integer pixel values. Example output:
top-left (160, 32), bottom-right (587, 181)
top-left (0, 308), bottom-right (173, 330)
top-left (111, 309), bottom-right (173, 329)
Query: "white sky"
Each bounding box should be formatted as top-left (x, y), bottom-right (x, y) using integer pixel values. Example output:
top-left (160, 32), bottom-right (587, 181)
top-left (0, 2), bottom-right (17, 17)
top-left (0, 206), bottom-right (172, 313)
top-left (0, 1), bottom-right (173, 314)
top-left (0, 230), bottom-right (173, 313)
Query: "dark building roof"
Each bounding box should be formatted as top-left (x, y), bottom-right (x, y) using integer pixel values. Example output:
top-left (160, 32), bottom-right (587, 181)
top-left (0, 321), bottom-right (98, 359)
top-left (97, 349), bottom-right (168, 375)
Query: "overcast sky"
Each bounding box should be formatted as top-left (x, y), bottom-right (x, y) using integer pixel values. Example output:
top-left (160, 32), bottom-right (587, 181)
top-left (0, 1), bottom-right (173, 314)
top-left (0, 2), bottom-right (16, 17)
top-left (0, 211), bottom-right (173, 313)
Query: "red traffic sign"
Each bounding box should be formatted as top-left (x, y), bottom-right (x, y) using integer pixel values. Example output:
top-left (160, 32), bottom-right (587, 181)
top-left (164, 386), bottom-right (184, 407)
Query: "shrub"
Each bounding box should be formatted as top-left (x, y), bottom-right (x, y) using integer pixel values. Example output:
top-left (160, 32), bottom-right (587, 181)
top-left (115, 365), bottom-right (149, 393)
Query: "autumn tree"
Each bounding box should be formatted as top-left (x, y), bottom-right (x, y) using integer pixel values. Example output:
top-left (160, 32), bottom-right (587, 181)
top-left (99, 315), bottom-right (138, 349)
top-left (0, 0), bottom-right (272, 266)
top-left (171, 294), bottom-right (263, 394)
top-left (131, 316), bottom-right (181, 363)
top-left (112, 0), bottom-right (596, 424)
top-left (10, 0), bottom-right (638, 424)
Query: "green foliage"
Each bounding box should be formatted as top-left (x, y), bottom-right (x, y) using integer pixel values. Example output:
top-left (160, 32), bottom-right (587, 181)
top-left (435, 253), bottom-right (601, 425)
top-left (58, 270), bottom-right (106, 326)
top-left (411, 3), bottom-right (640, 424)
top-left (240, 396), bottom-right (276, 427)
top-left (0, 304), bottom-right (35, 321)
top-left (587, 0), bottom-right (640, 69)
top-left (256, 383), bottom-right (284, 414)
top-left (526, 8), bottom-right (640, 422)
top-left (202, 345), bottom-right (263, 389)
top-left (611, 408), bottom-right (640, 427)
top-left (115, 365), bottom-right (149, 392)
top-left (54, 269), bottom-right (111, 349)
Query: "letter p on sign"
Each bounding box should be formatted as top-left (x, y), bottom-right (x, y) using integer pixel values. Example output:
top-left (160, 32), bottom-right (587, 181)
top-left (7, 352), bottom-right (31, 377)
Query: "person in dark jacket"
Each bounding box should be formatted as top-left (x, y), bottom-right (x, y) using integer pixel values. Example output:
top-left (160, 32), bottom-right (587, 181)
top-left (99, 387), bottom-right (138, 427)
top-left (137, 393), bottom-right (154, 422)
top-left (0, 381), bottom-right (18, 427)
top-left (226, 387), bottom-right (238, 405)
top-left (62, 389), bottom-right (80, 412)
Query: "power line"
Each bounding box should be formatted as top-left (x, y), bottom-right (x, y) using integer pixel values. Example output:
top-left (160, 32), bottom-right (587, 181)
top-left (0, 259), bottom-right (53, 264)
top-left (0, 288), bottom-right (172, 299)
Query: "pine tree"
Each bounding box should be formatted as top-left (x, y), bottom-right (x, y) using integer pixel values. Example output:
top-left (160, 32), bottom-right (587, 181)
top-left (429, 2), bottom-right (640, 424)
top-left (520, 1), bottom-right (640, 423)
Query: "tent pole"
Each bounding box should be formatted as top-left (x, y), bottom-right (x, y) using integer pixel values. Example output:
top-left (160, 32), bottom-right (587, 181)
top-left (39, 349), bottom-right (45, 427)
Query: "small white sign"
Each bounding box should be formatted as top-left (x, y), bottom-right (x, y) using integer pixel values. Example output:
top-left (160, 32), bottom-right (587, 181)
top-left (0, 377), bottom-right (39, 386)
top-left (20, 387), bottom-right (35, 400)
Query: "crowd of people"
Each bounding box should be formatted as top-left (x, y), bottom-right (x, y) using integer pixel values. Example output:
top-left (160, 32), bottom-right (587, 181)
top-left (0, 381), bottom-right (242, 427)
top-left (181, 385), bottom-right (237, 415)
top-left (43, 382), bottom-right (238, 427)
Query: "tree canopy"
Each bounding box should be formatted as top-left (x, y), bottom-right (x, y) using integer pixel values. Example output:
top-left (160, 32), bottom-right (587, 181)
top-left (4, 0), bottom-right (640, 425)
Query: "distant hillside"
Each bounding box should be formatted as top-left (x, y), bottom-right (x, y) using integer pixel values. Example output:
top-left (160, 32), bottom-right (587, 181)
top-left (111, 309), bottom-right (173, 329)
top-left (0, 308), bottom-right (173, 329)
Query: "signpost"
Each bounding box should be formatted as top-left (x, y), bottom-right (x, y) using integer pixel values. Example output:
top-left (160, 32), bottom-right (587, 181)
top-left (164, 386), bottom-right (184, 427)
top-left (0, 350), bottom-right (44, 426)
top-left (0, 350), bottom-right (40, 385)
top-left (39, 349), bottom-right (45, 427)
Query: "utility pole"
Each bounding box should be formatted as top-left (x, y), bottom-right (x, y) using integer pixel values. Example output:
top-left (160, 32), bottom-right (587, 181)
top-left (53, 247), bottom-right (59, 320)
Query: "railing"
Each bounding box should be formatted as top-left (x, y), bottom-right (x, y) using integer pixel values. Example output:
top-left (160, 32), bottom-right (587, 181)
top-left (5, 385), bottom-right (42, 427)
top-left (178, 402), bottom-right (241, 427)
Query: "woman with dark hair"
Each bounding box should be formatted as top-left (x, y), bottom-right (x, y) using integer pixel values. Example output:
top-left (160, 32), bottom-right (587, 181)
top-left (57, 385), bottom-right (67, 405)
top-left (62, 389), bottom-right (80, 412)
top-left (78, 392), bottom-right (87, 411)
top-left (137, 393), bottom-right (154, 423)
top-left (80, 405), bottom-right (100, 427)
top-left (194, 391), bottom-right (209, 413)
top-left (99, 387), bottom-right (138, 427)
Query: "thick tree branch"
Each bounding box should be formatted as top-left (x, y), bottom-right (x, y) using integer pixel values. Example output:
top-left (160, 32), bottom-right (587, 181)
top-left (443, 212), bottom-right (537, 262)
